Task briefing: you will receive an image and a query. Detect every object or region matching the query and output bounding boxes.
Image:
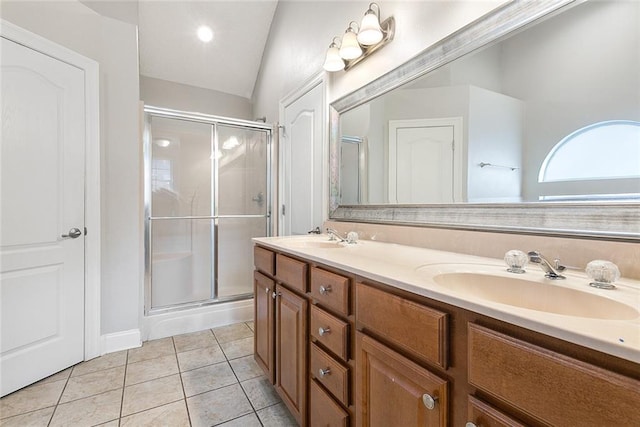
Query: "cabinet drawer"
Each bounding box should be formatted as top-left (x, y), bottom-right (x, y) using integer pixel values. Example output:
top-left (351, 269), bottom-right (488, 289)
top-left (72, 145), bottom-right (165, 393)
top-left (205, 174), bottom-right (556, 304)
top-left (254, 246), bottom-right (275, 276)
top-left (276, 254), bottom-right (307, 293)
top-left (356, 282), bottom-right (448, 369)
top-left (310, 305), bottom-right (349, 361)
top-left (358, 332), bottom-right (448, 427)
top-left (310, 380), bottom-right (349, 427)
top-left (468, 323), bottom-right (640, 426)
top-left (310, 343), bottom-right (349, 406)
top-left (310, 267), bottom-right (350, 316)
top-left (467, 395), bottom-right (526, 427)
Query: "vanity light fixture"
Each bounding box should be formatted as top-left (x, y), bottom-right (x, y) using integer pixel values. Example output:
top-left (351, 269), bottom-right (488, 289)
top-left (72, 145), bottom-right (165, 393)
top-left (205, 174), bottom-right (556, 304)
top-left (323, 37), bottom-right (346, 72)
top-left (358, 3), bottom-right (384, 45)
top-left (197, 25), bottom-right (214, 43)
top-left (339, 22), bottom-right (363, 60)
top-left (322, 2), bottom-right (395, 72)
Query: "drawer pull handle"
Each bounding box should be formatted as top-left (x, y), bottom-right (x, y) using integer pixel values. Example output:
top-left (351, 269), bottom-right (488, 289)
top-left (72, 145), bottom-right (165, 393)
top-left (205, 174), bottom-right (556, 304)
top-left (319, 285), bottom-right (332, 295)
top-left (422, 393), bottom-right (438, 410)
top-left (318, 327), bottom-right (331, 336)
top-left (465, 423), bottom-right (478, 427)
top-left (318, 367), bottom-right (331, 377)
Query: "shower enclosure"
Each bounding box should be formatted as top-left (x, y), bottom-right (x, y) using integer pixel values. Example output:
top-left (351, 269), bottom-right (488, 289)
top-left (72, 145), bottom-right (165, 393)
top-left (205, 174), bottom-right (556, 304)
top-left (143, 106), bottom-right (273, 314)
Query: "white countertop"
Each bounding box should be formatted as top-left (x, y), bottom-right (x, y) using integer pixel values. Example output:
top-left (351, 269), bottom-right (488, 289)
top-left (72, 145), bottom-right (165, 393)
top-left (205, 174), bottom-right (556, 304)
top-left (253, 235), bottom-right (640, 364)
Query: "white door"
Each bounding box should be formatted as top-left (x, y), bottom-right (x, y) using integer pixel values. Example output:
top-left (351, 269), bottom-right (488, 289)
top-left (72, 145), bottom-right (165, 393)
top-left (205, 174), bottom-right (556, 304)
top-left (389, 118), bottom-right (462, 203)
top-left (1, 37), bottom-right (86, 396)
top-left (280, 78), bottom-right (324, 235)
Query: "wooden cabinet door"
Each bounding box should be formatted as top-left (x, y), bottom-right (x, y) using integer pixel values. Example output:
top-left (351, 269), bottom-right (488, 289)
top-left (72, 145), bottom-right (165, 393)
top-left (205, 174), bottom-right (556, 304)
top-left (276, 284), bottom-right (308, 425)
top-left (254, 271), bottom-right (275, 383)
top-left (357, 332), bottom-right (448, 427)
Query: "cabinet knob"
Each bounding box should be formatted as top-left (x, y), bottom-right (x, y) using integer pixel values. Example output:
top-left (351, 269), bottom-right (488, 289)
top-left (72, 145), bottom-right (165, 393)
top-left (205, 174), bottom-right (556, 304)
top-left (318, 327), bottom-right (331, 336)
top-left (318, 367), bottom-right (331, 377)
top-left (465, 423), bottom-right (478, 427)
top-left (272, 291), bottom-right (281, 299)
top-left (265, 287), bottom-right (270, 294)
top-left (422, 393), bottom-right (438, 410)
top-left (319, 285), bottom-right (332, 295)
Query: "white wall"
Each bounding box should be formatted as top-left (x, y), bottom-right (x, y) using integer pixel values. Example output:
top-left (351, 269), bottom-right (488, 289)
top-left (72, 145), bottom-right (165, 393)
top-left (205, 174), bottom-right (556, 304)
top-left (1, 1), bottom-right (141, 336)
top-left (140, 76), bottom-right (253, 120)
top-left (252, 0), bottom-right (507, 121)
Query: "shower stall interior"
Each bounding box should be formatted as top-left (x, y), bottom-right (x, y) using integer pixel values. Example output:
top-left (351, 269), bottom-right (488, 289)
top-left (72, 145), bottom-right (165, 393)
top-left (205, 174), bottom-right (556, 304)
top-left (143, 106), bottom-right (272, 314)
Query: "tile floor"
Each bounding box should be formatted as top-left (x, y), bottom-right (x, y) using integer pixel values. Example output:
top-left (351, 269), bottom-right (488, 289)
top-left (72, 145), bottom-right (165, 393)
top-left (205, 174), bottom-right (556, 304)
top-left (0, 321), bottom-right (297, 427)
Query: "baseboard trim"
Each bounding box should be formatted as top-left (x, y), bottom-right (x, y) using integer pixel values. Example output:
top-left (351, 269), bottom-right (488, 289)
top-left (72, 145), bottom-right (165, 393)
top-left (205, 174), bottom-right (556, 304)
top-left (100, 329), bottom-right (141, 355)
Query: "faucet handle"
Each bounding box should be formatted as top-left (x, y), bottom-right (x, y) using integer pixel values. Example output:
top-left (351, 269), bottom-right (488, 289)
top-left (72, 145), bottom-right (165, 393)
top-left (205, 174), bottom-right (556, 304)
top-left (308, 226), bottom-right (321, 234)
top-left (586, 260), bottom-right (619, 290)
top-left (504, 250), bottom-right (528, 274)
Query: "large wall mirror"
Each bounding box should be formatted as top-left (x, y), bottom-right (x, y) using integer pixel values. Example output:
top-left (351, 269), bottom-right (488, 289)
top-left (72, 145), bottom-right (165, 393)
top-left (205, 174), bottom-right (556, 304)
top-left (329, 0), bottom-right (639, 241)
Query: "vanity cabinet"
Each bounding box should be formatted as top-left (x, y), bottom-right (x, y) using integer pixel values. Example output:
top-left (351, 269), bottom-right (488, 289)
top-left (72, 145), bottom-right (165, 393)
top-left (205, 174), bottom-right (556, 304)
top-left (254, 243), bottom-right (640, 427)
top-left (253, 248), bottom-right (308, 425)
top-left (467, 323), bottom-right (640, 426)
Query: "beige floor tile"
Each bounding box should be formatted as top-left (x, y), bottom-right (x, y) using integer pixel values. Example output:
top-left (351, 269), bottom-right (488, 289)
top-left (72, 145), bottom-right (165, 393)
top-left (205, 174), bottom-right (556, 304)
top-left (181, 362), bottom-right (237, 397)
top-left (120, 400), bottom-right (190, 427)
top-left (0, 406), bottom-right (54, 427)
top-left (177, 344), bottom-right (225, 372)
top-left (121, 374), bottom-right (184, 416)
top-left (220, 336), bottom-right (254, 360)
top-left (241, 376), bottom-right (281, 410)
top-left (187, 383), bottom-right (252, 427)
top-left (128, 337), bottom-right (175, 364)
top-left (245, 321), bottom-right (255, 332)
top-left (60, 365), bottom-right (125, 403)
top-left (49, 389), bottom-right (122, 427)
top-left (36, 368), bottom-right (72, 385)
top-left (125, 354), bottom-right (179, 386)
top-left (95, 421), bottom-right (119, 427)
top-left (173, 330), bottom-right (216, 353)
top-left (212, 323), bottom-right (253, 344)
top-left (229, 355), bottom-right (263, 382)
top-left (257, 403), bottom-right (298, 427)
top-left (71, 350), bottom-right (127, 377)
top-left (0, 379), bottom-right (66, 419)
top-left (216, 412), bottom-right (262, 426)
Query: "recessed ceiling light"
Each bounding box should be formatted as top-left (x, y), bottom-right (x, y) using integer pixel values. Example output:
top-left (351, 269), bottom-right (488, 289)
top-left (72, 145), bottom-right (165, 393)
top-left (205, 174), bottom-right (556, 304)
top-left (197, 25), bottom-right (214, 43)
top-left (154, 138), bottom-right (171, 148)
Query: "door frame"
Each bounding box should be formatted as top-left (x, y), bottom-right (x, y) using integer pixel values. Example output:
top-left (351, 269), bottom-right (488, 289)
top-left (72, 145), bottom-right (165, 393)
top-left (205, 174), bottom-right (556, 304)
top-left (1, 20), bottom-right (101, 359)
top-left (388, 117), bottom-right (464, 203)
top-left (278, 72), bottom-right (328, 236)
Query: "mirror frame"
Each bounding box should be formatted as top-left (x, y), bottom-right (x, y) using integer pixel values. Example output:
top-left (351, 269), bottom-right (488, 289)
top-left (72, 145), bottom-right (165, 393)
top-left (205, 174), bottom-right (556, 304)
top-left (329, 0), bottom-right (639, 242)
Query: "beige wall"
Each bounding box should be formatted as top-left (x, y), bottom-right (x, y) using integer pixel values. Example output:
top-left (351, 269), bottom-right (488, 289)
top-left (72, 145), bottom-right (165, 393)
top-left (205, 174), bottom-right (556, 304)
top-left (140, 76), bottom-right (253, 120)
top-left (1, 0), bottom-right (141, 335)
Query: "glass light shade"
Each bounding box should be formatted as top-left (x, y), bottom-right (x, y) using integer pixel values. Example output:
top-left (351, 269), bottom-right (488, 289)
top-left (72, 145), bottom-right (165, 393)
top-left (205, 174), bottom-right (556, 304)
top-left (323, 46), bottom-right (345, 72)
top-left (357, 12), bottom-right (383, 45)
top-left (339, 30), bottom-right (363, 60)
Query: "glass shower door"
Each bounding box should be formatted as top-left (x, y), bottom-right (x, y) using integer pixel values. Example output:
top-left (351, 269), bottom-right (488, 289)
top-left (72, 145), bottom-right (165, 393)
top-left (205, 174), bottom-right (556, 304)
top-left (216, 125), bottom-right (270, 298)
top-left (148, 116), bottom-right (214, 309)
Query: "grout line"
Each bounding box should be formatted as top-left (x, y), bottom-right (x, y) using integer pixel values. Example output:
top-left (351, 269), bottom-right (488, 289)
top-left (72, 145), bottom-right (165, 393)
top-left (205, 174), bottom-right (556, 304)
top-left (46, 366), bottom-right (75, 426)
top-left (117, 349), bottom-right (130, 426)
top-left (173, 336), bottom-right (193, 427)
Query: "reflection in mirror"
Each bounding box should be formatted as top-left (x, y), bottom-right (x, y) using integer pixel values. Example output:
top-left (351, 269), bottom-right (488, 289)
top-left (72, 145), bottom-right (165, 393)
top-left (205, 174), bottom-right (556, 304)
top-left (338, 0), bottom-right (640, 205)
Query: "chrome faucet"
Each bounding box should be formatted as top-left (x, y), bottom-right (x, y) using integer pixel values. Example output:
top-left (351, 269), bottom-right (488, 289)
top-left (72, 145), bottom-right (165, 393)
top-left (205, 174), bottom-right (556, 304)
top-left (326, 228), bottom-right (346, 242)
top-left (527, 251), bottom-right (566, 280)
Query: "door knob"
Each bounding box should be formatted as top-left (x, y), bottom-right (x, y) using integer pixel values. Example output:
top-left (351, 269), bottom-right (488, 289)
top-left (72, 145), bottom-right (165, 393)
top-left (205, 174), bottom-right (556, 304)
top-left (61, 228), bottom-right (82, 239)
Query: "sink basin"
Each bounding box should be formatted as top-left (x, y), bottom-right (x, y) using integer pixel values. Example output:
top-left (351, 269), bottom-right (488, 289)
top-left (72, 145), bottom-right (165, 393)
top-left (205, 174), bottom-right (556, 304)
top-left (431, 272), bottom-right (639, 320)
top-left (283, 240), bottom-right (345, 249)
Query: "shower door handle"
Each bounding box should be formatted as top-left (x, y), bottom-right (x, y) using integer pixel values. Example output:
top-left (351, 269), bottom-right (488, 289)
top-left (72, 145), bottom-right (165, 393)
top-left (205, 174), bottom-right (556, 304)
top-left (61, 228), bottom-right (82, 239)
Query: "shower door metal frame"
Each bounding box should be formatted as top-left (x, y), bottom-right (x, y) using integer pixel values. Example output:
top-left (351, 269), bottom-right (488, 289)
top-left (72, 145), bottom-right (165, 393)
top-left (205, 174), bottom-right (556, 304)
top-left (143, 106), bottom-right (274, 315)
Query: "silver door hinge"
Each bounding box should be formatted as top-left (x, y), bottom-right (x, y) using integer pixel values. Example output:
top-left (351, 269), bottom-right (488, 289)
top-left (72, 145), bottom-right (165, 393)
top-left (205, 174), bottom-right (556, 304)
top-left (282, 205), bottom-right (286, 216)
